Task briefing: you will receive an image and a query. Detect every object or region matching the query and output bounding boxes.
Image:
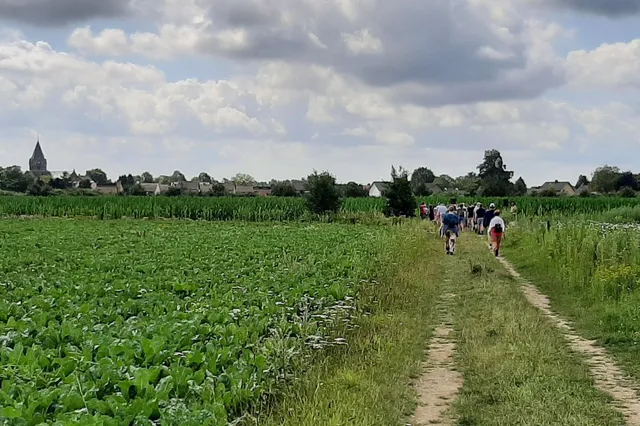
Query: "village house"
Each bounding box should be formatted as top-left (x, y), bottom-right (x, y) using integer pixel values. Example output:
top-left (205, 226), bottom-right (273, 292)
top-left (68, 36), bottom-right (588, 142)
top-left (93, 182), bottom-right (124, 195)
top-left (530, 180), bottom-right (577, 196)
top-left (368, 181), bottom-right (388, 197)
top-left (368, 181), bottom-right (443, 197)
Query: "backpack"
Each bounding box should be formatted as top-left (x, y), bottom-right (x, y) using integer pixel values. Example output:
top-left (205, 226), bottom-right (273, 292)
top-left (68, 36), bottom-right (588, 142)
top-left (494, 223), bottom-right (503, 233)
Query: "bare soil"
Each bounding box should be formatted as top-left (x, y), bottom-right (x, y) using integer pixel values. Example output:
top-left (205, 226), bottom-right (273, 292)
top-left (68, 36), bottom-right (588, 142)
top-left (412, 293), bottom-right (463, 426)
top-left (499, 257), bottom-right (640, 425)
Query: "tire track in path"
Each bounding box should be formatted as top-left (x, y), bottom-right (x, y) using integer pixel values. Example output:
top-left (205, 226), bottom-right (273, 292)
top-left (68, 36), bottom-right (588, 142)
top-left (411, 291), bottom-right (462, 426)
top-left (499, 256), bottom-right (640, 425)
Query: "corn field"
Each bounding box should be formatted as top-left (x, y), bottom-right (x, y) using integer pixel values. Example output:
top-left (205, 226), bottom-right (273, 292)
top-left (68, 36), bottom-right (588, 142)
top-left (0, 196), bottom-right (307, 221)
top-left (0, 195), bottom-right (639, 221)
top-left (342, 196), bottom-right (640, 216)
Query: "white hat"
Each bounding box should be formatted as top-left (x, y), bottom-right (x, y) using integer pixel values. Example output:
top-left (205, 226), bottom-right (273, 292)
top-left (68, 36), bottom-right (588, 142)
top-left (489, 203), bottom-right (495, 208)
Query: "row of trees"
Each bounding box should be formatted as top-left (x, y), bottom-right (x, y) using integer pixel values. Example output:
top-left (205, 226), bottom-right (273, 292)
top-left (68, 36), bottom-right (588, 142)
top-left (408, 150), bottom-right (526, 197)
top-left (3, 150), bottom-right (639, 198)
top-left (577, 166), bottom-right (640, 197)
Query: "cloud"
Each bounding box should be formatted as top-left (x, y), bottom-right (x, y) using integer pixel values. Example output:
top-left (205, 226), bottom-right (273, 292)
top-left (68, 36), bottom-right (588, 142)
top-left (566, 39), bottom-right (640, 88)
top-left (2, 0), bottom-right (640, 188)
top-left (66, 0), bottom-right (567, 105)
top-left (535, 0), bottom-right (640, 16)
top-left (0, 0), bottom-right (135, 26)
top-left (0, 36), bottom-right (284, 140)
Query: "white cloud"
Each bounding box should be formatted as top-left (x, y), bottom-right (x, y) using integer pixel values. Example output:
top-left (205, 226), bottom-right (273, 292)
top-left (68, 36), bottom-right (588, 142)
top-left (342, 28), bottom-right (383, 54)
top-left (1, 0), bottom-right (640, 188)
top-left (566, 39), bottom-right (640, 88)
top-left (375, 131), bottom-right (415, 146)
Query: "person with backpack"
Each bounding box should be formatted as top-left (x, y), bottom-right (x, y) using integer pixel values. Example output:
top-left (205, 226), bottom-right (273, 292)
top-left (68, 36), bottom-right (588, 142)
top-left (442, 206), bottom-right (461, 255)
top-left (457, 203), bottom-right (467, 231)
top-left (483, 203), bottom-right (496, 244)
top-left (488, 210), bottom-right (506, 257)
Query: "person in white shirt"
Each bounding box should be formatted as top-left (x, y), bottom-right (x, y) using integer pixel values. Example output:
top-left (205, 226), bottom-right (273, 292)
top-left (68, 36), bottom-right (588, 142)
top-left (436, 203), bottom-right (448, 236)
top-left (472, 202), bottom-right (481, 232)
top-left (488, 210), bottom-right (506, 257)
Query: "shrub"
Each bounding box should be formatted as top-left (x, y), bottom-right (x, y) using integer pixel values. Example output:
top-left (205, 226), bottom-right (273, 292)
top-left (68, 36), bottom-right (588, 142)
top-left (306, 172), bottom-right (341, 214)
top-left (617, 186), bottom-right (636, 198)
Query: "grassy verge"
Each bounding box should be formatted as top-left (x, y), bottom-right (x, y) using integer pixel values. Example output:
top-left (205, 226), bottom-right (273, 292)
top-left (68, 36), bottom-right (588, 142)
top-left (252, 223), bottom-right (444, 425)
top-left (450, 235), bottom-right (624, 425)
top-left (504, 221), bottom-right (640, 382)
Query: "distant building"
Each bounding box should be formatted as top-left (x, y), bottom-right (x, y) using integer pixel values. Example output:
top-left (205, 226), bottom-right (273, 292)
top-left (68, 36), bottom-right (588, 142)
top-left (533, 180), bottom-right (577, 196)
top-left (29, 138), bottom-right (50, 177)
top-left (426, 183), bottom-right (444, 194)
top-left (93, 182), bottom-right (124, 195)
top-left (369, 181), bottom-right (442, 197)
top-left (369, 181), bottom-right (389, 197)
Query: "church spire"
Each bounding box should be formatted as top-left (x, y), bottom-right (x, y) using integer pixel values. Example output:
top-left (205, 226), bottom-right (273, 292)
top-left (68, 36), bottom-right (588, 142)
top-left (29, 136), bottom-right (48, 176)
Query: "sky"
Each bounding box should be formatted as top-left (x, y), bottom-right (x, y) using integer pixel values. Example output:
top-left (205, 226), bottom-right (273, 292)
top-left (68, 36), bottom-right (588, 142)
top-left (1, 0), bottom-right (640, 186)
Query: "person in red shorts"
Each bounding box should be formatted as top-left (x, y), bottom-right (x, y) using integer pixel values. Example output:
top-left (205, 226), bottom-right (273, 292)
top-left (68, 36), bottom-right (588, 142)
top-left (488, 210), bottom-right (506, 257)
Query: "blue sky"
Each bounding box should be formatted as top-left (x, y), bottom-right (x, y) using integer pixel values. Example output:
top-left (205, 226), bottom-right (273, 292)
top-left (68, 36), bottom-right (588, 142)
top-left (1, 0), bottom-right (640, 186)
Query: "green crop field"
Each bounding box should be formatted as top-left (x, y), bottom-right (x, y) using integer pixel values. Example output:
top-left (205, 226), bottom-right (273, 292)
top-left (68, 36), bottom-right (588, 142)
top-left (3, 199), bottom-right (640, 425)
top-left (1, 195), bottom-right (640, 221)
top-left (0, 219), bottom-right (395, 425)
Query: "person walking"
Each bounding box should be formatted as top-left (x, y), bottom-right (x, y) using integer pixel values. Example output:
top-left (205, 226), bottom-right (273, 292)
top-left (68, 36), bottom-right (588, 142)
top-left (467, 203), bottom-right (475, 229)
top-left (428, 204), bottom-right (435, 222)
top-left (488, 210), bottom-right (506, 257)
top-left (484, 203), bottom-right (496, 247)
top-left (475, 203), bottom-right (486, 235)
top-left (457, 203), bottom-right (467, 231)
top-left (436, 202), bottom-right (448, 236)
top-left (442, 206), bottom-right (461, 255)
top-left (420, 202), bottom-right (428, 220)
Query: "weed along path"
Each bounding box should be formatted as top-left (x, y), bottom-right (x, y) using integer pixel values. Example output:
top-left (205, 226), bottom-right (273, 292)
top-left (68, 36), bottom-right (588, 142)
top-left (444, 234), bottom-right (624, 425)
top-left (412, 292), bottom-right (463, 425)
top-left (499, 256), bottom-right (640, 425)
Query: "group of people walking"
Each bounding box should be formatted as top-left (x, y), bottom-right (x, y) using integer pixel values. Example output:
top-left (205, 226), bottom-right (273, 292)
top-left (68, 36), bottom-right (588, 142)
top-left (419, 201), bottom-right (508, 257)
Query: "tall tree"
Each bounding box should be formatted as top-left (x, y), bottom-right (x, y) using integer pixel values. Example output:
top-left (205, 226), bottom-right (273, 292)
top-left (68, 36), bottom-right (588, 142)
top-left (617, 171), bottom-right (638, 191)
top-left (169, 170), bottom-right (186, 183)
top-left (78, 179), bottom-right (92, 189)
top-left (410, 167), bottom-right (435, 195)
top-left (85, 169), bottom-right (108, 185)
top-left (575, 174), bottom-right (589, 188)
top-left (514, 177), bottom-right (527, 196)
top-left (156, 175), bottom-right (171, 184)
top-left (50, 175), bottom-right (72, 190)
top-left (454, 172), bottom-right (481, 196)
top-left (0, 166), bottom-right (33, 193)
top-left (118, 174), bottom-right (136, 192)
top-left (198, 172), bottom-right (212, 183)
top-left (306, 171), bottom-right (341, 214)
top-left (477, 150), bottom-right (513, 196)
top-left (384, 166), bottom-right (416, 217)
top-left (140, 172), bottom-right (153, 183)
top-left (343, 181), bottom-right (368, 198)
top-left (231, 173), bottom-right (256, 186)
top-left (591, 165), bottom-right (620, 194)
top-left (271, 181), bottom-right (298, 197)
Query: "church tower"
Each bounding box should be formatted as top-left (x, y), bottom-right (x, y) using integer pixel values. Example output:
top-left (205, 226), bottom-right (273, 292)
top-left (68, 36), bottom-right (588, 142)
top-left (29, 137), bottom-right (49, 176)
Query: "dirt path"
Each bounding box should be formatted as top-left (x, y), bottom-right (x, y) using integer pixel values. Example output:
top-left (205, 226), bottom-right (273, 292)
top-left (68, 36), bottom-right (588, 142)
top-left (499, 257), bottom-right (640, 425)
top-left (412, 292), bottom-right (463, 426)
